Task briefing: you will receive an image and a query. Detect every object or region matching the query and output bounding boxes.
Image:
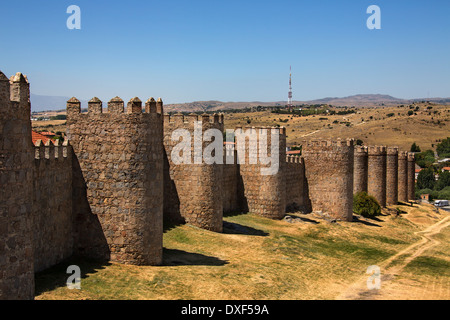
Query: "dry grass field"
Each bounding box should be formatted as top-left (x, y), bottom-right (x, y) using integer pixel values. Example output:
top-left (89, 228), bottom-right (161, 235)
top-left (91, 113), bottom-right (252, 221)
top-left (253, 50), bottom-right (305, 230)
top-left (34, 203), bottom-right (449, 300)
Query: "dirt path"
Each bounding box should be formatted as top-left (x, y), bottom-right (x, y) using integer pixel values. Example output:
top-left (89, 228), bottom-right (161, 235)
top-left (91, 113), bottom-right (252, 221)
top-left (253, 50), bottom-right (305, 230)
top-left (336, 215), bottom-right (450, 300)
top-left (300, 130), bottom-right (320, 138)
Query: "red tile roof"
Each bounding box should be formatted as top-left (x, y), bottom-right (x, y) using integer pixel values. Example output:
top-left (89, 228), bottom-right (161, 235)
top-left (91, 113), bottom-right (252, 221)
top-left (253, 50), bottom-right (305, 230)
top-left (32, 131), bottom-right (54, 145)
top-left (287, 150), bottom-right (301, 155)
top-left (442, 167), bottom-right (450, 171)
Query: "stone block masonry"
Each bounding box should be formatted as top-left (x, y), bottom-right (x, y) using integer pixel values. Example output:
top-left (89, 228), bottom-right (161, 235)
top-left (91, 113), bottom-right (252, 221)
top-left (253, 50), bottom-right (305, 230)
top-left (0, 72), bottom-right (35, 300)
top-left (67, 96), bottom-right (164, 266)
top-left (386, 147), bottom-right (399, 206)
top-left (32, 140), bottom-right (73, 272)
top-left (302, 139), bottom-right (354, 221)
top-left (368, 146), bottom-right (387, 207)
top-left (353, 146), bottom-right (368, 194)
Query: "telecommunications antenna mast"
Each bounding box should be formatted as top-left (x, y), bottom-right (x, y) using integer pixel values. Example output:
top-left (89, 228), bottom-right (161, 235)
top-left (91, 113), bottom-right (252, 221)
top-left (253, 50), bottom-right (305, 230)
top-left (288, 66), bottom-right (293, 109)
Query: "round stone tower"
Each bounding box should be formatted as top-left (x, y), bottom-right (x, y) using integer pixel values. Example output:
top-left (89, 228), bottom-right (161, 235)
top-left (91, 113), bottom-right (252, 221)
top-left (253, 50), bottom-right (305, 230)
top-left (302, 139), bottom-right (354, 221)
top-left (397, 151), bottom-right (408, 203)
top-left (367, 146), bottom-right (387, 207)
top-left (163, 113), bottom-right (224, 231)
top-left (386, 147), bottom-right (399, 205)
top-left (353, 146), bottom-right (368, 194)
top-left (236, 126), bottom-right (287, 220)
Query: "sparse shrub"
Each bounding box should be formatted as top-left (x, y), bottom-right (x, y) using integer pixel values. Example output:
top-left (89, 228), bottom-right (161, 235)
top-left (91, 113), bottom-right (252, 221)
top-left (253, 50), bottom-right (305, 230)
top-left (353, 192), bottom-right (381, 218)
top-left (410, 142), bottom-right (421, 153)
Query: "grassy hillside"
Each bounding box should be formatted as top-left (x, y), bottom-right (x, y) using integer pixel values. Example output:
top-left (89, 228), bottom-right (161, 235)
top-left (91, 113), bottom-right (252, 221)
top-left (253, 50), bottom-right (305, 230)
top-left (34, 203), bottom-right (450, 300)
top-left (224, 103), bottom-right (450, 152)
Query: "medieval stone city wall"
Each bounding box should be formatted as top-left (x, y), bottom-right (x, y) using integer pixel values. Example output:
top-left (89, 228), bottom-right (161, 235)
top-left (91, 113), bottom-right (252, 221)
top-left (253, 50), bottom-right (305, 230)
top-left (32, 140), bottom-right (73, 272)
top-left (163, 113), bottom-right (224, 232)
top-left (67, 96), bottom-right (164, 266)
top-left (0, 70), bottom-right (419, 300)
top-left (0, 72), bottom-right (35, 300)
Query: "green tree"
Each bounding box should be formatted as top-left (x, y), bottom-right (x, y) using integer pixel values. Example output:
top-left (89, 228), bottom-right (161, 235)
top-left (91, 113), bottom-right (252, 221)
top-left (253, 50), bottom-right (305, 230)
top-left (436, 171), bottom-right (450, 191)
top-left (417, 168), bottom-right (435, 190)
top-left (436, 137), bottom-right (450, 158)
top-left (353, 192), bottom-right (381, 218)
top-left (410, 142), bottom-right (421, 153)
top-left (415, 150), bottom-right (435, 168)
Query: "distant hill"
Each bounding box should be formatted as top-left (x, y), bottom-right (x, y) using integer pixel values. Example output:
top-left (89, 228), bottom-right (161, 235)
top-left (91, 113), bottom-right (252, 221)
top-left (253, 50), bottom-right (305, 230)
top-left (30, 93), bottom-right (450, 112)
top-left (165, 94), bottom-right (450, 112)
top-left (30, 94), bottom-right (88, 112)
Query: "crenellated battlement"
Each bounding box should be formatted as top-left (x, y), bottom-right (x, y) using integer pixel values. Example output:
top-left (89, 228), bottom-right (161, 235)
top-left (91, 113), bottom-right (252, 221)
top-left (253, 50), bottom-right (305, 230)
top-left (235, 126), bottom-right (286, 136)
top-left (398, 151), bottom-right (408, 160)
top-left (387, 147), bottom-right (399, 155)
top-left (368, 145), bottom-right (387, 155)
top-left (34, 139), bottom-right (71, 161)
top-left (407, 152), bottom-right (416, 161)
top-left (163, 112), bottom-right (225, 125)
top-left (67, 96), bottom-right (164, 117)
top-left (302, 138), bottom-right (354, 148)
top-left (0, 71), bottom-right (30, 120)
top-left (286, 155), bottom-right (303, 164)
top-left (355, 145), bottom-right (368, 154)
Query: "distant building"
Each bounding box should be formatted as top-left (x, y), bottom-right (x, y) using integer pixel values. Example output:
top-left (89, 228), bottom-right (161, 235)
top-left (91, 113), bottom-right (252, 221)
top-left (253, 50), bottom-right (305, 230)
top-left (286, 150), bottom-right (301, 156)
top-left (31, 130), bottom-right (55, 145)
top-left (415, 168), bottom-right (422, 181)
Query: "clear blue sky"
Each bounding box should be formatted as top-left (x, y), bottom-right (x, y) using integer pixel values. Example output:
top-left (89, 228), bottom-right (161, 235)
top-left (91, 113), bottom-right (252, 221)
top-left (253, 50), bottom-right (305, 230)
top-left (1, 0), bottom-right (449, 104)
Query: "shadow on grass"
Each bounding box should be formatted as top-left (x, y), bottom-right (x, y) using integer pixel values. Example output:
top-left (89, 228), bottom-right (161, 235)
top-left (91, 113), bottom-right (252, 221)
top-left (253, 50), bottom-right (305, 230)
top-left (285, 213), bottom-right (320, 225)
top-left (34, 257), bottom-right (111, 296)
top-left (352, 215), bottom-right (382, 227)
top-left (163, 219), bottom-right (185, 233)
top-left (222, 221), bottom-right (269, 236)
top-left (162, 249), bottom-right (229, 266)
top-left (223, 210), bottom-right (248, 218)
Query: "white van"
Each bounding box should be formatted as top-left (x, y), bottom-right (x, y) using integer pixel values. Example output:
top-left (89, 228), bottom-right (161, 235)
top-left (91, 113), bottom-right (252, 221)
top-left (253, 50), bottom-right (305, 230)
top-left (434, 200), bottom-right (449, 207)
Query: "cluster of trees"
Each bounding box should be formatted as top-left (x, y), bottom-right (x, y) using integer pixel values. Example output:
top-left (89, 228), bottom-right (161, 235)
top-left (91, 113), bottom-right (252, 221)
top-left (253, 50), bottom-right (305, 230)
top-left (415, 137), bottom-right (450, 200)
